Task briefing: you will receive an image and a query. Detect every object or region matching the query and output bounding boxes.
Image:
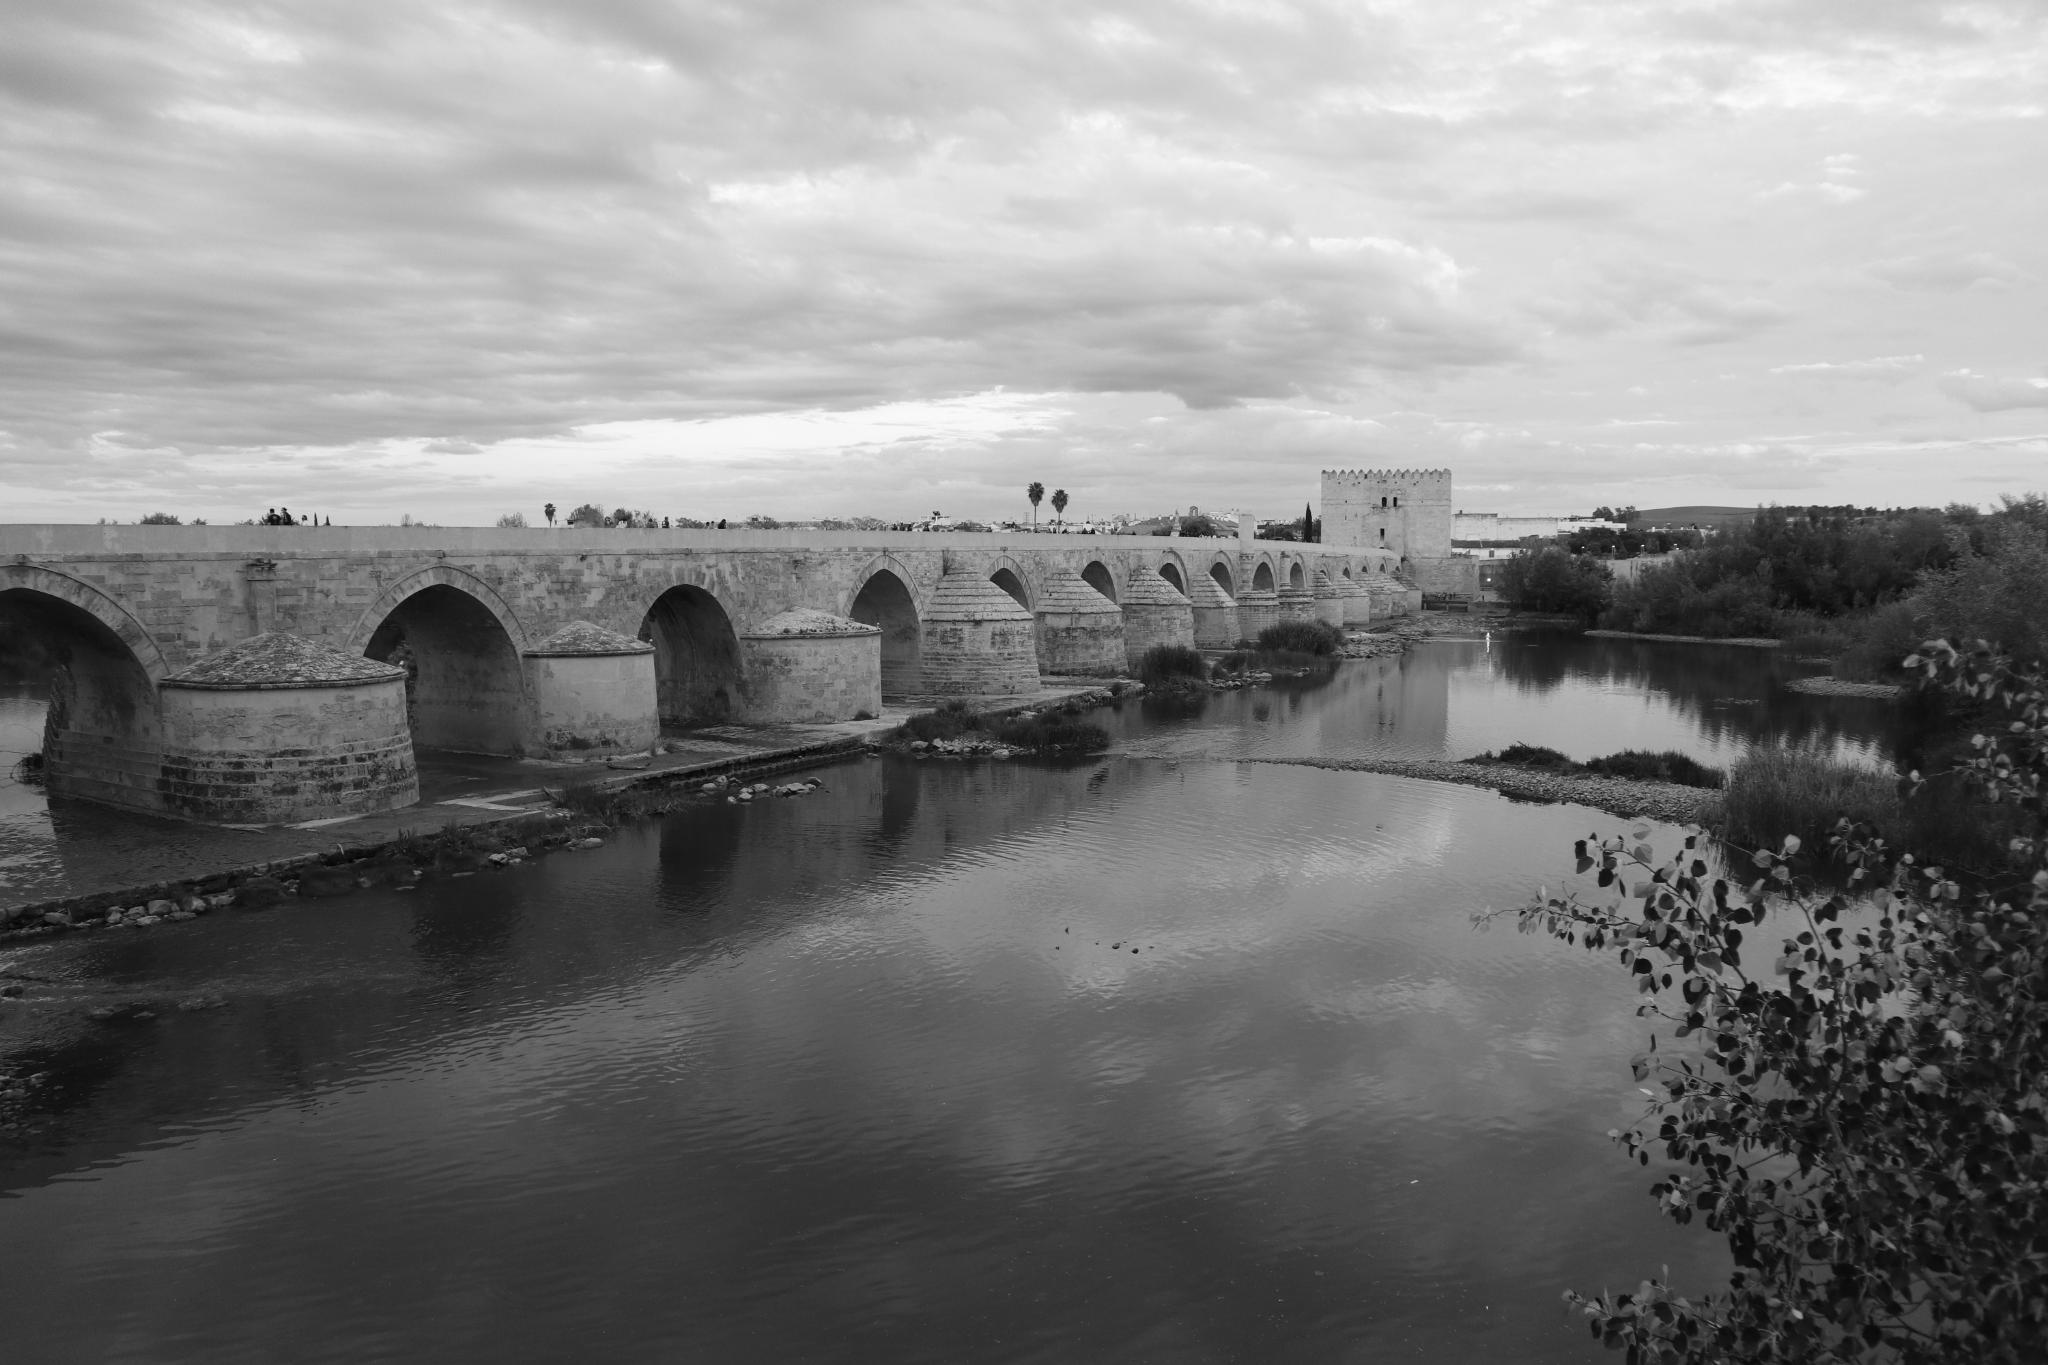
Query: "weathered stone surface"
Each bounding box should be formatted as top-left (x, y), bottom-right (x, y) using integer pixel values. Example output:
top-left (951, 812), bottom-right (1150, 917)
top-left (1236, 587), bottom-right (1280, 640)
top-left (743, 608), bottom-right (879, 638)
top-left (1121, 567), bottom-right (1195, 669)
top-left (524, 619), bottom-right (654, 655)
top-left (165, 631), bottom-right (405, 688)
top-left (525, 648), bottom-right (658, 758)
top-left (159, 636), bottom-right (419, 824)
top-left (919, 572), bottom-right (1041, 697)
top-left (1030, 572), bottom-right (1125, 677)
top-left (2, 526), bottom-right (1406, 819)
top-left (1277, 584), bottom-right (1315, 623)
top-left (736, 612), bottom-right (882, 723)
top-left (1186, 572), bottom-right (1239, 649)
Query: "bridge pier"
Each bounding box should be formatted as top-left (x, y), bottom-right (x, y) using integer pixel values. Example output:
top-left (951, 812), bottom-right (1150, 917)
top-left (1120, 567), bottom-right (1195, 669)
top-left (1031, 572), bottom-right (1126, 677)
top-left (157, 633), bottom-right (418, 823)
top-left (736, 609), bottom-right (882, 723)
top-left (919, 571), bottom-right (1041, 698)
top-left (1236, 586), bottom-right (1279, 639)
top-left (1277, 582), bottom-right (1315, 624)
top-left (523, 622), bottom-right (658, 759)
top-left (1187, 573), bottom-right (1239, 649)
top-left (1312, 570), bottom-right (1345, 627)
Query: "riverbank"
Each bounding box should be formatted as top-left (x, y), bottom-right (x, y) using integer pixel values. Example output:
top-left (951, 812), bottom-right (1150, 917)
top-left (1, 681), bottom-right (1134, 933)
top-left (1246, 755), bottom-right (1715, 825)
top-left (1585, 628), bottom-right (1781, 648)
top-left (1786, 676), bottom-right (1904, 698)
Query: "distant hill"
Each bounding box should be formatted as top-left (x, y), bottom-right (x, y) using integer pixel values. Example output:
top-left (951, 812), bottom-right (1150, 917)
top-left (1631, 506), bottom-right (1757, 530)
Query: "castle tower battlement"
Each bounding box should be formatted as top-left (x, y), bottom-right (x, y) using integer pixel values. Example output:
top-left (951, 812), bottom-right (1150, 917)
top-left (1320, 468), bottom-right (1452, 560)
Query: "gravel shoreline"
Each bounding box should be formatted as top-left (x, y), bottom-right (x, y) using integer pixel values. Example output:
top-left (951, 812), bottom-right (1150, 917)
top-left (1785, 676), bottom-right (1904, 699)
top-left (1246, 755), bottom-right (1716, 826)
top-left (1584, 629), bottom-right (1781, 648)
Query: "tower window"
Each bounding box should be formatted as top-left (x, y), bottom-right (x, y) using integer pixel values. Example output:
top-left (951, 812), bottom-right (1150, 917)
top-left (1380, 496), bottom-right (1388, 508)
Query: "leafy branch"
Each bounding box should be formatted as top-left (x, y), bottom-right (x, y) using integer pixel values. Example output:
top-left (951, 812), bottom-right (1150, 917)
top-left (1481, 641), bottom-right (2047, 1362)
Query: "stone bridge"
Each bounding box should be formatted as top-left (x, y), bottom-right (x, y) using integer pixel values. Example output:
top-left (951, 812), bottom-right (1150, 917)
top-left (1, 522), bottom-right (1414, 824)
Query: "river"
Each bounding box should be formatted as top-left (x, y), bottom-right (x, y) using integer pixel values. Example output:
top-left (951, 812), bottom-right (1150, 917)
top-left (0, 636), bottom-right (1900, 1362)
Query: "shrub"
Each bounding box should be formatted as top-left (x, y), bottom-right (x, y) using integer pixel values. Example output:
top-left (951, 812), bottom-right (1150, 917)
top-left (1491, 641), bottom-right (2048, 1363)
top-left (1719, 746), bottom-right (1901, 851)
top-left (897, 700), bottom-right (981, 743)
top-left (496, 511), bottom-right (528, 528)
top-left (1830, 599), bottom-right (1925, 682)
top-left (138, 511), bottom-right (182, 525)
top-left (1582, 749), bottom-right (1724, 788)
top-left (1137, 644), bottom-right (1206, 687)
top-left (1497, 545), bottom-right (1612, 620)
top-left (1471, 742), bottom-right (1574, 769)
top-left (1255, 620), bottom-right (1344, 657)
top-left (990, 714), bottom-right (1109, 754)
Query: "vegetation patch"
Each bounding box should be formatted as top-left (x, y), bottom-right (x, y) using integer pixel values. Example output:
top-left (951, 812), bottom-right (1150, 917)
top-left (1580, 749), bottom-right (1724, 788)
top-left (1464, 743), bottom-right (1724, 789)
top-left (1254, 620), bottom-right (1345, 657)
top-left (1136, 644), bottom-right (1207, 688)
top-left (890, 697), bottom-right (1111, 756)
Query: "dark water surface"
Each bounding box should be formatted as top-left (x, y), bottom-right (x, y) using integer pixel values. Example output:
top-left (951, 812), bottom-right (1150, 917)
top-left (1105, 632), bottom-right (1900, 769)
top-left (0, 638), bottom-right (1901, 1362)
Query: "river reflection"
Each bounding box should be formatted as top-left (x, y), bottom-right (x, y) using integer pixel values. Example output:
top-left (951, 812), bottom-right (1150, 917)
top-left (1105, 632), bottom-right (1901, 770)
top-left (0, 747), bottom-right (1732, 1363)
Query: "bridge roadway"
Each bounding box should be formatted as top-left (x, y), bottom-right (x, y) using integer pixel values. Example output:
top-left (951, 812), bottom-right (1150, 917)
top-left (0, 523), bottom-right (1412, 824)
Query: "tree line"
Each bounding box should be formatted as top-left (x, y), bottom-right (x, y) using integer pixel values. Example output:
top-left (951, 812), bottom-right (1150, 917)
top-left (1498, 497), bottom-right (2048, 675)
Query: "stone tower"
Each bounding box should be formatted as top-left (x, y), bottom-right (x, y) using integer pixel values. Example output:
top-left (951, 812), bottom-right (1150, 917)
top-left (1320, 469), bottom-right (1453, 560)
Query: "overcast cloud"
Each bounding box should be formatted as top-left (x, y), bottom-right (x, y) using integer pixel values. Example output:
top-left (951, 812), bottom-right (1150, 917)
top-left (2, 1), bottom-right (2043, 524)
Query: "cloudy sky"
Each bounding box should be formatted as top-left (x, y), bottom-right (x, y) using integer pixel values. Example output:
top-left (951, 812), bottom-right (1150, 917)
top-left (3, 1), bottom-right (2044, 527)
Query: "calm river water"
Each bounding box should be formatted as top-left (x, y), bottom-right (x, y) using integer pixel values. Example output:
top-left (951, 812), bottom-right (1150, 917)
top-left (0, 636), bottom-right (1899, 1362)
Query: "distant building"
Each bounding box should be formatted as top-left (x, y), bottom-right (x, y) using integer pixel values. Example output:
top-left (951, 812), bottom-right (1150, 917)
top-left (1450, 512), bottom-right (1630, 560)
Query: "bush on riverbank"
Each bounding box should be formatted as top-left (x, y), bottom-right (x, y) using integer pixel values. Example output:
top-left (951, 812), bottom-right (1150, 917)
top-left (893, 700), bottom-right (1109, 755)
top-left (1721, 743), bottom-right (2023, 871)
top-left (1463, 743), bottom-right (1724, 789)
top-left (989, 713), bottom-right (1109, 754)
top-left (1719, 747), bottom-right (1900, 851)
top-left (898, 699), bottom-right (980, 743)
top-left (1469, 742), bottom-right (1573, 769)
top-left (1500, 642), bottom-right (2048, 1362)
top-left (1255, 620), bottom-right (1344, 657)
top-left (1137, 644), bottom-right (1206, 688)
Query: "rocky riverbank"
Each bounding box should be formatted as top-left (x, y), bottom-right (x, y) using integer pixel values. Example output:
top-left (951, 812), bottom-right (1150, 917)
top-left (1585, 629), bottom-right (1781, 648)
top-left (1247, 755), bottom-right (1716, 826)
top-left (1786, 676), bottom-right (1904, 699)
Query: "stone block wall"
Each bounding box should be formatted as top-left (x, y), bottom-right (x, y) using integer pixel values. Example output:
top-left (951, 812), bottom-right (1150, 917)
top-left (737, 632), bottom-right (882, 723)
top-left (157, 680), bottom-right (418, 823)
top-left (525, 652), bottom-right (658, 757)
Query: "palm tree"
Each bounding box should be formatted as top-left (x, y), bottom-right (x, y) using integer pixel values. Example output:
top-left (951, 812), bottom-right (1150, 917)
top-left (1051, 488), bottom-right (1069, 528)
top-left (1027, 481), bottom-right (1044, 528)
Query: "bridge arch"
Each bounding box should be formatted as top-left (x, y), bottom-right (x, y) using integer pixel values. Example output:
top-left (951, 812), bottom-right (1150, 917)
top-left (1287, 560), bottom-right (1306, 591)
top-left (1208, 558), bottom-right (1235, 595)
top-left (987, 554), bottom-right (1034, 612)
top-left (640, 581), bottom-right (742, 727)
top-left (0, 565), bottom-right (169, 684)
top-left (1251, 559), bottom-right (1276, 593)
top-left (1080, 559), bottom-right (1118, 604)
top-left (345, 565), bottom-right (531, 656)
top-left (1154, 550), bottom-right (1190, 596)
top-left (352, 568), bottom-right (530, 754)
top-left (0, 565), bottom-right (167, 808)
top-left (848, 556), bottom-right (922, 699)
